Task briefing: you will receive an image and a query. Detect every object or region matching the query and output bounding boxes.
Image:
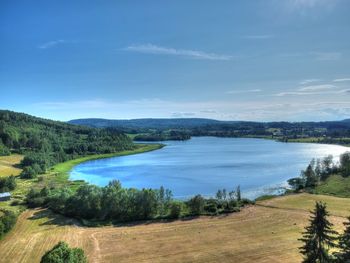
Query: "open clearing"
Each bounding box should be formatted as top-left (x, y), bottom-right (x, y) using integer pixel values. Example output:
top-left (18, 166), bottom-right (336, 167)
top-left (0, 193), bottom-right (349, 263)
top-left (0, 154), bottom-right (23, 177)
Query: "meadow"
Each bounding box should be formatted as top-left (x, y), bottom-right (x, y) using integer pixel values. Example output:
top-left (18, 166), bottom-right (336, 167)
top-left (0, 193), bottom-right (348, 263)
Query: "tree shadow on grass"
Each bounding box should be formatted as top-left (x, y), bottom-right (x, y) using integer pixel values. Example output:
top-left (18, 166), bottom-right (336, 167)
top-left (111, 215), bottom-right (201, 227)
top-left (28, 209), bottom-right (82, 227)
top-left (27, 209), bottom-right (233, 229)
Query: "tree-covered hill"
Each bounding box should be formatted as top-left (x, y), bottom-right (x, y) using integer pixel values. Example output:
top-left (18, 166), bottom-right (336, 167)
top-left (69, 118), bottom-right (227, 129)
top-left (69, 117), bottom-right (350, 142)
top-left (0, 110), bottom-right (134, 178)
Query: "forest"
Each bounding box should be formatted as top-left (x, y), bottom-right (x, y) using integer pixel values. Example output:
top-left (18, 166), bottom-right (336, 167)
top-left (0, 110), bottom-right (134, 179)
top-left (70, 117), bottom-right (350, 144)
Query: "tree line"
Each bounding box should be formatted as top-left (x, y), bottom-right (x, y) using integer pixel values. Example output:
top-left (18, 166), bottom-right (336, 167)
top-left (288, 152), bottom-right (350, 191)
top-left (26, 181), bottom-right (250, 223)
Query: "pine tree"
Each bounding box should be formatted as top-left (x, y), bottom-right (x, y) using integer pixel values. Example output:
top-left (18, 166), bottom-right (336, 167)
top-left (336, 217), bottom-right (350, 263)
top-left (303, 164), bottom-right (318, 188)
top-left (236, 185), bottom-right (241, 202)
top-left (299, 202), bottom-right (338, 263)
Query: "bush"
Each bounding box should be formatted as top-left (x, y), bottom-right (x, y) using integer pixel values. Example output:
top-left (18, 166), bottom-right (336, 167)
top-left (0, 210), bottom-right (17, 239)
top-left (0, 175), bottom-right (16, 192)
top-left (204, 199), bottom-right (219, 214)
top-left (40, 241), bottom-right (88, 263)
top-left (0, 144), bottom-right (10, 156)
top-left (20, 166), bottom-right (37, 179)
top-left (187, 195), bottom-right (205, 216)
top-left (169, 201), bottom-right (183, 219)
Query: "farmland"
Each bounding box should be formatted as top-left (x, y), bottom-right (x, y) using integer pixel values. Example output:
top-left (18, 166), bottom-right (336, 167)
top-left (0, 193), bottom-right (348, 263)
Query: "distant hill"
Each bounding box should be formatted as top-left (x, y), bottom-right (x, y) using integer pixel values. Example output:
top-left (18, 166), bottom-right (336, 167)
top-left (69, 118), bottom-right (232, 129)
top-left (69, 117), bottom-right (350, 130)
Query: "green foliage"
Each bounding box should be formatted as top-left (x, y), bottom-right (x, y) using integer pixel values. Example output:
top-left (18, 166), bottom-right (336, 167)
top-left (340, 152), bottom-right (350, 177)
top-left (0, 110), bottom-right (134, 179)
top-left (26, 182), bottom-right (247, 223)
top-left (0, 142), bottom-right (10, 156)
top-left (0, 175), bottom-right (16, 193)
top-left (187, 195), bottom-right (205, 216)
top-left (336, 217), bottom-right (350, 262)
top-left (0, 210), bottom-right (17, 239)
top-left (299, 202), bottom-right (338, 263)
top-left (288, 177), bottom-right (305, 191)
top-left (169, 201), bottom-right (183, 218)
top-left (40, 241), bottom-right (88, 263)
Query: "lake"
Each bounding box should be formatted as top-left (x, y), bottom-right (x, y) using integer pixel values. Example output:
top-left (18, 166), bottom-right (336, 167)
top-left (70, 137), bottom-right (350, 199)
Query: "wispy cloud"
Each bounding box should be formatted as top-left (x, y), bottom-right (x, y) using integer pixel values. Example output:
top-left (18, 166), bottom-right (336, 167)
top-left (286, 0), bottom-right (338, 10)
top-left (38, 39), bottom-right (74, 49)
top-left (334, 78), bottom-right (350, 82)
top-left (299, 79), bottom-right (322, 85)
top-left (171, 112), bottom-right (196, 118)
top-left (312, 52), bottom-right (342, 61)
top-left (123, 44), bottom-right (233, 61)
top-left (226, 89), bottom-right (262, 94)
top-left (274, 84), bottom-right (350, 96)
top-left (299, 84), bottom-right (336, 91)
top-left (32, 98), bottom-right (350, 122)
top-left (241, 35), bottom-right (273, 39)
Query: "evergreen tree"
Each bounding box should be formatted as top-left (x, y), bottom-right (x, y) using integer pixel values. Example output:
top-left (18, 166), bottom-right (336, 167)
top-left (236, 185), bottom-right (241, 202)
top-left (336, 217), bottom-right (350, 262)
top-left (303, 164), bottom-right (318, 188)
top-left (299, 202), bottom-right (338, 263)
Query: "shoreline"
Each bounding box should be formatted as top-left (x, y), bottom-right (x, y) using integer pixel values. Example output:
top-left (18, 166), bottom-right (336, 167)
top-left (51, 143), bottom-right (164, 180)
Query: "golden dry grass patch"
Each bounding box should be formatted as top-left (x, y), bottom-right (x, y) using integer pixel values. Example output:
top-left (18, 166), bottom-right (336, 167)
top-left (0, 154), bottom-right (23, 177)
top-left (1, 194), bottom-right (349, 263)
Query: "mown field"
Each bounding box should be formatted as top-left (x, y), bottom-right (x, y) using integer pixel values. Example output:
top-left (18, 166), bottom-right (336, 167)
top-left (0, 193), bottom-right (348, 263)
top-left (0, 154), bottom-right (23, 177)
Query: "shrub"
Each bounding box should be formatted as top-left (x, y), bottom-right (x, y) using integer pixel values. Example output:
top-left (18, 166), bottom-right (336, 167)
top-left (187, 195), bottom-right (205, 216)
top-left (169, 201), bottom-right (183, 219)
top-left (40, 241), bottom-right (88, 263)
top-left (0, 210), bottom-right (17, 239)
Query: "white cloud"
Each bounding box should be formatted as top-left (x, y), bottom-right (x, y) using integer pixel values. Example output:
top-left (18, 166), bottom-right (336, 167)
top-left (274, 84), bottom-right (350, 96)
top-left (299, 79), bottom-right (322, 85)
top-left (38, 40), bottom-right (74, 49)
top-left (226, 89), bottom-right (262, 94)
top-left (31, 98), bottom-right (350, 122)
top-left (171, 112), bottom-right (196, 118)
top-left (123, 44), bottom-right (233, 61)
top-left (286, 0), bottom-right (338, 10)
top-left (312, 52), bottom-right (342, 61)
top-left (298, 84), bottom-right (336, 91)
top-left (241, 35), bottom-right (273, 39)
top-left (334, 78), bottom-right (350, 82)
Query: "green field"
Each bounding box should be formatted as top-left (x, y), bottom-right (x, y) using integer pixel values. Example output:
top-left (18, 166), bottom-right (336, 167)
top-left (315, 174), bottom-right (350, 198)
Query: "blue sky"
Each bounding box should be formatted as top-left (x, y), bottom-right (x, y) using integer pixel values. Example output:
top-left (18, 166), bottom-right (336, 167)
top-left (1, 0), bottom-right (350, 121)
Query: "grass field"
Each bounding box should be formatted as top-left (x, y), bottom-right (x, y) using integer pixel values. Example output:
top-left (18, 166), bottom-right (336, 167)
top-left (0, 193), bottom-right (348, 263)
top-left (0, 154), bottom-right (23, 177)
top-left (315, 174), bottom-right (350, 198)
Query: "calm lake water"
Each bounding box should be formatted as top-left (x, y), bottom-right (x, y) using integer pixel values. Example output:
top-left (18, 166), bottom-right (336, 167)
top-left (70, 137), bottom-right (350, 199)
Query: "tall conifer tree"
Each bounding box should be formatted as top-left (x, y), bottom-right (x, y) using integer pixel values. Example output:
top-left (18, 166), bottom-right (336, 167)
top-left (299, 202), bottom-right (337, 263)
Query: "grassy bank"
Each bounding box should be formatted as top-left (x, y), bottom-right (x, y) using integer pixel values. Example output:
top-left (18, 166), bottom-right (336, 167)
top-left (0, 143), bottom-right (163, 212)
top-left (314, 174), bottom-right (350, 198)
top-left (52, 143), bottom-right (164, 178)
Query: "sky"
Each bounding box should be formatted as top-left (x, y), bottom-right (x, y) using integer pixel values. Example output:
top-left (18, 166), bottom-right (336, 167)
top-left (1, 0), bottom-right (350, 122)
